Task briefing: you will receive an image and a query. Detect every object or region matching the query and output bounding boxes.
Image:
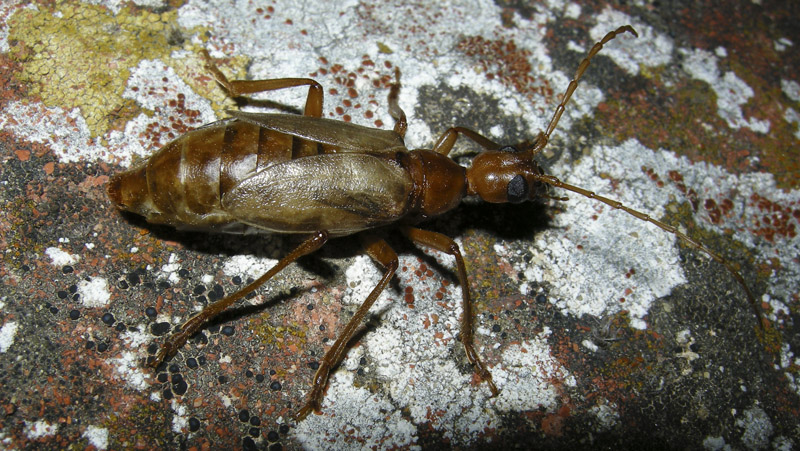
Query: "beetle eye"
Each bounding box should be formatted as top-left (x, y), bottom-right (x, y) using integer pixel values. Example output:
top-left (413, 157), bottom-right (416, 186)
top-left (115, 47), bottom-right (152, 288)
top-left (506, 174), bottom-right (528, 203)
top-left (498, 145), bottom-right (520, 153)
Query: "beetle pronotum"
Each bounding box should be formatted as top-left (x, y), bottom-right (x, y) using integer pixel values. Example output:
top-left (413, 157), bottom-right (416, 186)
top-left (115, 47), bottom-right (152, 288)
top-left (107, 25), bottom-right (762, 420)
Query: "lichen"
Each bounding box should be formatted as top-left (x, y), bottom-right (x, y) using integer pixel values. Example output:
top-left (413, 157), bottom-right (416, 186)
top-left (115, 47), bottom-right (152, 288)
top-left (6, 2), bottom-right (209, 138)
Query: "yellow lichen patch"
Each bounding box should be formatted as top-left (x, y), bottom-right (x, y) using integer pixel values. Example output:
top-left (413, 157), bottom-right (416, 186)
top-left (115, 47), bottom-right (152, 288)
top-left (6, 3), bottom-right (207, 138)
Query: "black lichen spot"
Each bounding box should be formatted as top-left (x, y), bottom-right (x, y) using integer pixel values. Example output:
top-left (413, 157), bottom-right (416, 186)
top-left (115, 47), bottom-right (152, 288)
top-left (126, 272), bottom-right (141, 286)
top-left (101, 312), bottom-right (115, 326)
top-left (270, 381), bottom-right (281, 391)
top-left (221, 325), bottom-right (235, 336)
top-left (151, 322), bottom-right (172, 336)
top-left (172, 375), bottom-right (188, 395)
top-left (145, 307), bottom-right (157, 318)
top-left (188, 417), bottom-right (200, 432)
top-left (69, 309), bottom-right (81, 320)
top-left (242, 437), bottom-right (257, 451)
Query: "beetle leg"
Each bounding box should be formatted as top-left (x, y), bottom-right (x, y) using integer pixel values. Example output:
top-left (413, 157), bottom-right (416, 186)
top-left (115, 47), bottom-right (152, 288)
top-left (295, 235), bottom-right (398, 421)
top-left (387, 68), bottom-right (407, 138)
top-left (202, 50), bottom-right (324, 157)
top-left (148, 231), bottom-right (329, 368)
top-left (399, 226), bottom-right (499, 397)
top-left (430, 127), bottom-right (502, 156)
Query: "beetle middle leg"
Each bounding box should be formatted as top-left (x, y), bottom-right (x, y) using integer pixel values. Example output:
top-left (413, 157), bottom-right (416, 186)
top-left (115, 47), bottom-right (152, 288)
top-left (148, 231), bottom-right (329, 368)
top-left (399, 226), bottom-right (499, 397)
top-left (295, 235), bottom-right (399, 421)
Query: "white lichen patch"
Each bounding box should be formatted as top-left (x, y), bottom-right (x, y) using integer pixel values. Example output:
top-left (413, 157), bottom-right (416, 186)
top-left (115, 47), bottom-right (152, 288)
top-left (158, 253), bottom-right (182, 284)
top-left (45, 246), bottom-right (80, 266)
top-left (24, 420), bottom-right (58, 439)
top-left (680, 48), bottom-right (770, 133)
top-left (517, 138), bottom-right (800, 330)
top-left (109, 351), bottom-right (149, 391)
top-left (82, 425), bottom-right (109, 451)
top-left (0, 101), bottom-right (115, 163)
top-left (293, 371), bottom-right (418, 450)
top-left (493, 329), bottom-right (576, 412)
top-left (522, 140), bottom-right (686, 328)
top-left (77, 277), bottom-right (111, 308)
top-left (222, 254), bottom-right (280, 281)
top-left (734, 406), bottom-right (773, 450)
top-left (0, 321), bottom-right (19, 353)
top-left (170, 399), bottom-right (188, 433)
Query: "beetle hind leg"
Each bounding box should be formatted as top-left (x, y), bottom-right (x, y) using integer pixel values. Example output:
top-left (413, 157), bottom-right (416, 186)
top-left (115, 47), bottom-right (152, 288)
top-left (148, 231), bottom-right (329, 368)
top-left (387, 68), bottom-right (407, 137)
top-left (295, 235), bottom-right (399, 421)
top-left (202, 50), bottom-right (324, 118)
top-left (400, 226), bottom-right (499, 396)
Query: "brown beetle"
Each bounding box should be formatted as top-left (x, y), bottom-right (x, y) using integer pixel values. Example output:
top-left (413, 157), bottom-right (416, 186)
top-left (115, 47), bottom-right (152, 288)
top-left (108, 25), bottom-right (761, 420)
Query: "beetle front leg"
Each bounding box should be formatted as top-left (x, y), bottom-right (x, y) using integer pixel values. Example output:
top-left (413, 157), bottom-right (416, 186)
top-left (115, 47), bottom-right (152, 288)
top-left (399, 226), bottom-right (499, 397)
top-left (295, 235), bottom-right (398, 421)
top-left (149, 231), bottom-right (329, 368)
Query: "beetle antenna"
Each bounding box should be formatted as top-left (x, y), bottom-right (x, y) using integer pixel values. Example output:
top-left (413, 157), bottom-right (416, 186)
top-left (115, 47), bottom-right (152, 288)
top-left (530, 25), bottom-right (638, 157)
top-left (532, 172), bottom-right (765, 330)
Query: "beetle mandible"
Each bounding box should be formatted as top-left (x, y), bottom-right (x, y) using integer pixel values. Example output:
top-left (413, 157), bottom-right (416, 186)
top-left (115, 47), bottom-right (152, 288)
top-left (107, 25), bottom-right (762, 420)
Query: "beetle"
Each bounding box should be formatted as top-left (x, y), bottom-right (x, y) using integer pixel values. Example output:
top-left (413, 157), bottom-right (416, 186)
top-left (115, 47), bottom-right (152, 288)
top-left (107, 25), bottom-right (762, 420)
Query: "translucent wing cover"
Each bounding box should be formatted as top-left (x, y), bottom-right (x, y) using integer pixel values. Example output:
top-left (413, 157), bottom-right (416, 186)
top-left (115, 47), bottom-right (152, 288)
top-left (222, 153), bottom-right (413, 236)
top-left (227, 111), bottom-right (406, 153)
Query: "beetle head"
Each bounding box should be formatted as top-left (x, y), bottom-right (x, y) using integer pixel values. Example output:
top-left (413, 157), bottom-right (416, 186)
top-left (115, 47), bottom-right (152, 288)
top-left (466, 145), bottom-right (548, 204)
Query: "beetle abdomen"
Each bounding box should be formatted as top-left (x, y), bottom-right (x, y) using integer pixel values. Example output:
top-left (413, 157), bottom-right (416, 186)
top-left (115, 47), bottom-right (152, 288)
top-left (108, 119), bottom-right (295, 232)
